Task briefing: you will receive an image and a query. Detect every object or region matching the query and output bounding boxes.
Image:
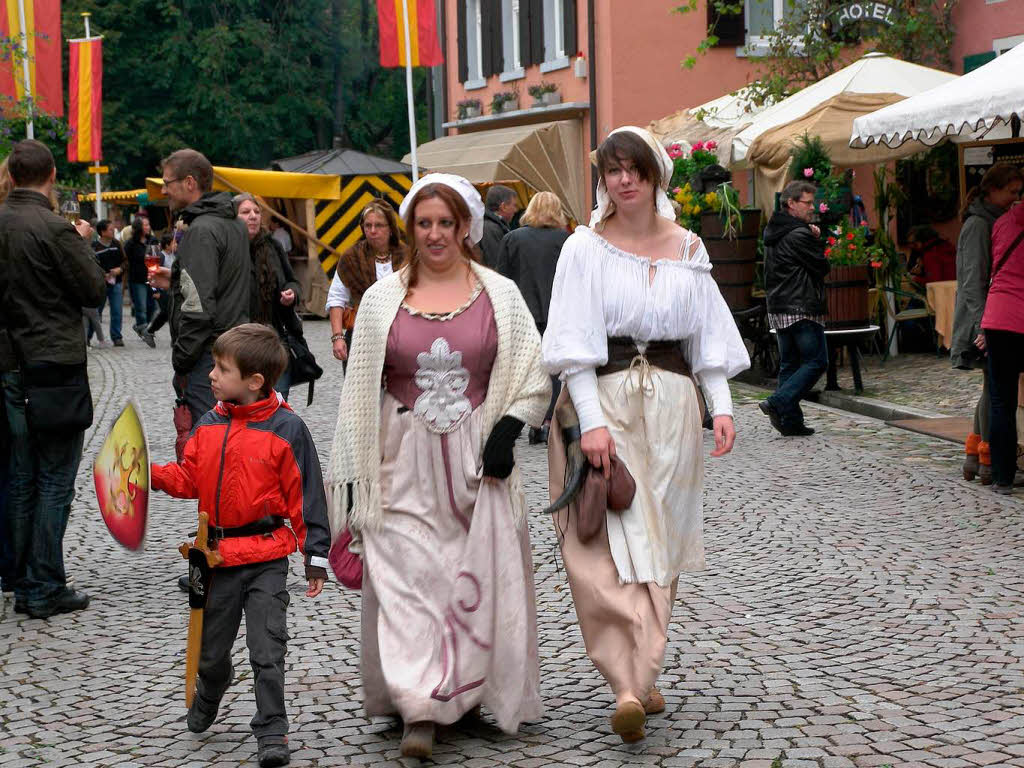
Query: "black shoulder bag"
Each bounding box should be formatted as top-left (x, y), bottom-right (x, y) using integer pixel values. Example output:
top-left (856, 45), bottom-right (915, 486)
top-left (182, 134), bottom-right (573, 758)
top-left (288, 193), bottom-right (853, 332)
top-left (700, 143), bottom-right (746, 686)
top-left (20, 358), bottom-right (94, 434)
top-left (280, 313), bottom-right (323, 407)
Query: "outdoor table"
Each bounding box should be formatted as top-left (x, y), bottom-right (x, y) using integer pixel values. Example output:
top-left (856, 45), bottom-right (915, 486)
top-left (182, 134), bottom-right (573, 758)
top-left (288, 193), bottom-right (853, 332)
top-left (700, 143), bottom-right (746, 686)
top-left (771, 325), bottom-right (879, 395)
top-left (926, 280), bottom-right (957, 348)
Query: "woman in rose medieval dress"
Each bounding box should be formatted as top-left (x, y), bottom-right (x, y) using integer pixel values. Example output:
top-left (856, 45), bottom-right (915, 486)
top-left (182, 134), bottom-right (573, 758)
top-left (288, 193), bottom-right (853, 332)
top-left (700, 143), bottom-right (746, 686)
top-left (326, 174), bottom-right (550, 759)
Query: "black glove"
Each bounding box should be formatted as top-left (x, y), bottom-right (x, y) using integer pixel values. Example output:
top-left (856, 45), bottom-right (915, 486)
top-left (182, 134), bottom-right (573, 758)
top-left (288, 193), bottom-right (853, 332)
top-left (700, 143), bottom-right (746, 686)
top-left (482, 415), bottom-right (525, 479)
top-left (305, 564), bottom-right (328, 581)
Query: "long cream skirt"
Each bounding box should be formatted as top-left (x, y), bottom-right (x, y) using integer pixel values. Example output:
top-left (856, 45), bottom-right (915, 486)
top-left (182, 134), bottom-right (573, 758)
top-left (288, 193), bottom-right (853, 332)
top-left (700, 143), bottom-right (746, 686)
top-left (548, 369), bottom-right (704, 701)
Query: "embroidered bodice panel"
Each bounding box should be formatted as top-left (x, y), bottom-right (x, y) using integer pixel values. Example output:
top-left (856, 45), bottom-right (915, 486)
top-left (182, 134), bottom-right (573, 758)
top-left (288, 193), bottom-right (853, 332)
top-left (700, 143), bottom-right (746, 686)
top-left (384, 291), bottom-right (498, 433)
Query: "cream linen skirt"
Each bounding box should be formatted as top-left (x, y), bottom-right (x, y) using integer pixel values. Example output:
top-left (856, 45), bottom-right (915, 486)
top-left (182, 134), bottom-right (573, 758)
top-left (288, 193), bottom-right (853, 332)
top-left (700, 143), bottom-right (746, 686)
top-left (548, 368), bottom-right (704, 701)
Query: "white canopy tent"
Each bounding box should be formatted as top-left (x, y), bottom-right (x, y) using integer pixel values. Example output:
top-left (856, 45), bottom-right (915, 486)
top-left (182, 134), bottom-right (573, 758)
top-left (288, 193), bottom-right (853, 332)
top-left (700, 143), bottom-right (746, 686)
top-left (850, 42), bottom-right (1024, 149)
top-left (732, 52), bottom-right (957, 166)
top-left (648, 87), bottom-right (773, 166)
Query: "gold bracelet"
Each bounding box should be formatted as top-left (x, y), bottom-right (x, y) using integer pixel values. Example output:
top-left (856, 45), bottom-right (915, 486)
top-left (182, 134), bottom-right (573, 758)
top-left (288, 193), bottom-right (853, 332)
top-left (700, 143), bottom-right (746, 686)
top-left (331, 333), bottom-right (345, 342)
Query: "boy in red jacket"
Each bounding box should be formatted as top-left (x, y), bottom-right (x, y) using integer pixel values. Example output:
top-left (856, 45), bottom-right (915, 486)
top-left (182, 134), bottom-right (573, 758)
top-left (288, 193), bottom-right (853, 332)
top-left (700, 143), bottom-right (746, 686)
top-left (152, 324), bottom-right (330, 768)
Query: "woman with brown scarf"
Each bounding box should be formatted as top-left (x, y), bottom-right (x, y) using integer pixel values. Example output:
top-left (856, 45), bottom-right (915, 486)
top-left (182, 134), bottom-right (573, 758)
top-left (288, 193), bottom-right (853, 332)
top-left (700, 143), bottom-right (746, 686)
top-left (325, 200), bottom-right (408, 363)
top-left (234, 193), bottom-right (304, 399)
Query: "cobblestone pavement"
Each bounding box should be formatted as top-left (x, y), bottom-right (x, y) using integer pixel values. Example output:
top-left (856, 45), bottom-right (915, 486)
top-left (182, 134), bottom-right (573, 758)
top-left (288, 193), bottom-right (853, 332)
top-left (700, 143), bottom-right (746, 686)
top-left (823, 352), bottom-right (983, 418)
top-left (2, 321), bottom-right (1022, 768)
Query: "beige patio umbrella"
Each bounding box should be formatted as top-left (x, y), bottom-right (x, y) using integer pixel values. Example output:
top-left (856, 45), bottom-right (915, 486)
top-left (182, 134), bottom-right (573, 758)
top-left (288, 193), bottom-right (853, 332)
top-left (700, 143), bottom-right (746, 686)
top-left (406, 120), bottom-right (585, 223)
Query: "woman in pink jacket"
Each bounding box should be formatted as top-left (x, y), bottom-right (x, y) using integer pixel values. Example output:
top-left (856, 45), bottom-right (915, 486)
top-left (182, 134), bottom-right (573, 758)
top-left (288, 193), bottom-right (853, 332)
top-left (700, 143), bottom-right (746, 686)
top-left (981, 200), bottom-right (1024, 494)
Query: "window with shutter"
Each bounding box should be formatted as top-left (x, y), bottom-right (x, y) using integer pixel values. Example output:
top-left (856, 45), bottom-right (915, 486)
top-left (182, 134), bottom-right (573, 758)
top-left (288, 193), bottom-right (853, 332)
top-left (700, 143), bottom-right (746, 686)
top-left (542, 0), bottom-right (564, 62)
top-left (502, 0), bottom-right (523, 73)
top-left (482, 0), bottom-right (504, 78)
top-left (459, 0), bottom-right (484, 83)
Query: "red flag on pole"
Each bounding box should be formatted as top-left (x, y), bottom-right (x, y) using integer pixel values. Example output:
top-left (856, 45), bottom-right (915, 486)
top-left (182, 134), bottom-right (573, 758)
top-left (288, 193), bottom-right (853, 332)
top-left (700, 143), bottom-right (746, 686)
top-left (0, 0), bottom-right (63, 116)
top-left (377, 0), bottom-right (443, 68)
top-left (67, 37), bottom-right (102, 161)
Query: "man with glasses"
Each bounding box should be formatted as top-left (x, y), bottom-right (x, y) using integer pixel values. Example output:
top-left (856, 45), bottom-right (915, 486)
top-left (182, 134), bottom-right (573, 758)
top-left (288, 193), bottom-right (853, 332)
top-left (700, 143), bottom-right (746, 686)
top-left (151, 149), bottom-right (250, 424)
top-left (759, 180), bottom-right (830, 437)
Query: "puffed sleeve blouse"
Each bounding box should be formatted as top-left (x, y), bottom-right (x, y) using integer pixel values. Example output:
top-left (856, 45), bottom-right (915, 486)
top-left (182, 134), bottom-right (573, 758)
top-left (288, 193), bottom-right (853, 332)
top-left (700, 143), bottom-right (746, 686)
top-left (541, 226), bottom-right (750, 432)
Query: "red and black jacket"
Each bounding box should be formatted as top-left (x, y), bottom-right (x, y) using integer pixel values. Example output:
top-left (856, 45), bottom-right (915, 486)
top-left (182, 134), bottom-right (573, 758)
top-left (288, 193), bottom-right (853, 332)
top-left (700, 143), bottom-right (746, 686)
top-left (152, 393), bottom-right (330, 573)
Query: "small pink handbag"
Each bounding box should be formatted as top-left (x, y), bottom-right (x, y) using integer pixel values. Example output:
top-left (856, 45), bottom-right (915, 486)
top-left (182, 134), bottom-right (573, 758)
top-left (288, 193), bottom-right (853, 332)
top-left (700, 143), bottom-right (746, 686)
top-left (328, 529), bottom-right (363, 590)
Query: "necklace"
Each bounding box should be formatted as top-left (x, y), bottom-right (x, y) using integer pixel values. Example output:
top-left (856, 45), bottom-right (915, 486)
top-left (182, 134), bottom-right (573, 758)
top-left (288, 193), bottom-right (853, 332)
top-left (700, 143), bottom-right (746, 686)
top-left (374, 251), bottom-right (390, 263)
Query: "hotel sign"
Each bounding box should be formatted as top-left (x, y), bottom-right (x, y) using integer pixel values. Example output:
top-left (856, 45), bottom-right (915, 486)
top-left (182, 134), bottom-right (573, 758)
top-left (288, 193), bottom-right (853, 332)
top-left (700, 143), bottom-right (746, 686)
top-left (831, 2), bottom-right (899, 29)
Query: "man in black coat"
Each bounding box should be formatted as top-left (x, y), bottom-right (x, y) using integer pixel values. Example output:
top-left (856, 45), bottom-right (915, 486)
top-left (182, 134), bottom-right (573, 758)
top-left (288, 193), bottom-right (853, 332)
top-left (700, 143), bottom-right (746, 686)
top-left (154, 148), bottom-right (251, 422)
top-left (0, 140), bottom-right (106, 618)
top-left (760, 180), bottom-right (830, 436)
top-left (480, 184), bottom-right (518, 268)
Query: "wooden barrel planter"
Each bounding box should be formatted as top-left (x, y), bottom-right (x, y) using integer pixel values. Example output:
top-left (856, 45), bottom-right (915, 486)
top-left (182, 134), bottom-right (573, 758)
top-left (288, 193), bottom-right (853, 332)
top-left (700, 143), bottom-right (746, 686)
top-left (825, 265), bottom-right (870, 329)
top-left (701, 209), bottom-right (761, 311)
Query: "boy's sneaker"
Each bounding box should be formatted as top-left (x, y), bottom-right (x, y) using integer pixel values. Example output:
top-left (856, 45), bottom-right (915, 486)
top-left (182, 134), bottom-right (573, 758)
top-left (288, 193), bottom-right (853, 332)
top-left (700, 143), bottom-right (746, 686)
top-left (186, 693), bottom-right (221, 733)
top-left (257, 736), bottom-right (290, 767)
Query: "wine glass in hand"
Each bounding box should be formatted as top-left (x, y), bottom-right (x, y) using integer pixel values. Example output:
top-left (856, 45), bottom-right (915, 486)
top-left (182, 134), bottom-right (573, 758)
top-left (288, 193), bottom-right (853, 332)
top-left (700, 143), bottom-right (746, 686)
top-left (60, 197), bottom-right (81, 225)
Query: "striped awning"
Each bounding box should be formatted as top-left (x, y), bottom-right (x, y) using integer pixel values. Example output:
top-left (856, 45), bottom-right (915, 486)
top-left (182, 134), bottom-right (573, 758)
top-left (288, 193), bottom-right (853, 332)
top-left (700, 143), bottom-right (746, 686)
top-left (81, 188), bottom-right (146, 203)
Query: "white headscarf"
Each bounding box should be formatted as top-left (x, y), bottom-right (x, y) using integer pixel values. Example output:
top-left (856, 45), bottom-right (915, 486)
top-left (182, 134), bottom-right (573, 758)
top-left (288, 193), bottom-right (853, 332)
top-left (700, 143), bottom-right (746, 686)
top-left (399, 172), bottom-right (486, 244)
top-left (589, 126), bottom-right (677, 229)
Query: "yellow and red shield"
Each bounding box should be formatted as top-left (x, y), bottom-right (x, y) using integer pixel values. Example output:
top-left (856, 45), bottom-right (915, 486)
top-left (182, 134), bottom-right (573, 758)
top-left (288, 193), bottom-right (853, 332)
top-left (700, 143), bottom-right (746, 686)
top-left (94, 401), bottom-right (149, 550)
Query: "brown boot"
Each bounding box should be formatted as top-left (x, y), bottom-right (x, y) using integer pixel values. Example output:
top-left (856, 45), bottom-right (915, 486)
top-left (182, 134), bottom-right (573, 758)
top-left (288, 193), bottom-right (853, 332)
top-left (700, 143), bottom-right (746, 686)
top-left (611, 700), bottom-right (646, 743)
top-left (400, 721), bottom-right (434, 759)
top-left (643, 687), bottom-right (666, 714)
top-left (963, 432), bottom-right (981, 480)
top-left (979, 441), bottom-right (993, 486)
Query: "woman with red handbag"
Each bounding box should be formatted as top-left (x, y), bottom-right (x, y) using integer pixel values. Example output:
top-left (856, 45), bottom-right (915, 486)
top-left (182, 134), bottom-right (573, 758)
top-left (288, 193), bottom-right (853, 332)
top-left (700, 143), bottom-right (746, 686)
top-left (326, 175), bottom-right (550, 759)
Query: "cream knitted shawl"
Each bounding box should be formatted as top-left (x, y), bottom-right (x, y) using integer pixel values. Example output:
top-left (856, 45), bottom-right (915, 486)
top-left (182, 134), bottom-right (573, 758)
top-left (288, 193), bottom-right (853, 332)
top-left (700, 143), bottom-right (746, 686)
top-left (326, 260), bottom-right (551, 537)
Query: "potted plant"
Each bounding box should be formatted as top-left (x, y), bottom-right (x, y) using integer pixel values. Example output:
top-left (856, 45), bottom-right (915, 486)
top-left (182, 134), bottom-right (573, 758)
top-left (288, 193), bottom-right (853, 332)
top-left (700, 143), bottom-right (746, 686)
top-left (456, 98), bottom-right (482, 120)
top-left (528, 81), bottom-right (559, 107)
top-left (789, 134), bottom-right (852, 226)
top-left (490, 89), bottom-right (520, 114)
top-left (822, 219), bottom-right (879, 329)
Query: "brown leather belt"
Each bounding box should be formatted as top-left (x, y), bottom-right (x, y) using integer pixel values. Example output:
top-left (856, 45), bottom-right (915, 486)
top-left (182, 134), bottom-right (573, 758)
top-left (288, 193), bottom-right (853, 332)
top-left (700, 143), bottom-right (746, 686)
top-left (596, 338), bottom-right (692, 378)
top-left (596, 337), bottom-right (708, 423)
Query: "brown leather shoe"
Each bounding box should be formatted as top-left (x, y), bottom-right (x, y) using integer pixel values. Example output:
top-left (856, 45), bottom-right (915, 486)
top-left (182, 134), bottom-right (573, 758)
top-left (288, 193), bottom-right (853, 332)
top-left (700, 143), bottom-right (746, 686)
top-left (400, 721), bottom-right (434, 759)
top-left (643, 687), bottom-right (666, 714)
top-left (611, 700), bottom-right (646, 743)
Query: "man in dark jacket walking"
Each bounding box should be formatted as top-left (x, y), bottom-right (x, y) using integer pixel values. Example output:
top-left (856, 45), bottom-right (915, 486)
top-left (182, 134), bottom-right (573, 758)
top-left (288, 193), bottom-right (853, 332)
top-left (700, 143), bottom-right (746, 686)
top-left (155, 149), bottom-right (250, 422)
top-left (480, 184), bottom-right (518, 268)
top-left (760, 180), bottom-right (830, 436)
top-left (0, 139), bottom-right (106, 619)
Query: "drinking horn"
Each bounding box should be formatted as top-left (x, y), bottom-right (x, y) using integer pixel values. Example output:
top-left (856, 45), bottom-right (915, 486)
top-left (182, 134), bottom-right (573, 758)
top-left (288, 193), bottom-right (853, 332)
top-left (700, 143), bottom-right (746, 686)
top-left (541, 399), bottom-right (587, 514)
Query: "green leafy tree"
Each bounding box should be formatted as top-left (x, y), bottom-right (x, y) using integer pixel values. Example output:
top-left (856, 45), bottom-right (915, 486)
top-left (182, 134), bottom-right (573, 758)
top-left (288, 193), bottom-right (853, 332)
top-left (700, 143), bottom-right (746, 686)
top-left (675, 0), bottom-right (959, 108)
top-left (47, 0), bottom-right (429, 189)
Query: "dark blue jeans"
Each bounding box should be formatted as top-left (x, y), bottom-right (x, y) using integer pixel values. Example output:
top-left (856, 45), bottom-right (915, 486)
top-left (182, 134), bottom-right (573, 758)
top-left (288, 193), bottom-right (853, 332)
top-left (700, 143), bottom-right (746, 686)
top-left (129, 281), bottom-right (156, 328)
top-left (2, 372), bottom-right (85, 608)
top-left (770, 319), bottom-right (829, 427)
top-left (99, 281), bottom-right (124, 341)
top-left (984, 329), bottom-right (1024, 486)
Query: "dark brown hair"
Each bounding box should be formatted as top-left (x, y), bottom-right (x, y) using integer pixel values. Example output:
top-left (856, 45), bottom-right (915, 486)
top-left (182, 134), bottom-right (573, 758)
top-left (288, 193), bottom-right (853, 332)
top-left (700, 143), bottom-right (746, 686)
top-left (780, 180), bottom-right (817, 210)
top-left (360, 199), bottom-right (404, 251)
top-left (8, 139), bottom-right (55, 187)
top-left (161, 148), bottom-right (214, 193)
top-left (402, 183), bottom-right (480, 288)
top-left (961, 162), bottom-right (1023, 221)
top-left (595, 131), bottom-right (662, 188)
top-left (212, 323), bottom-right (289, 396)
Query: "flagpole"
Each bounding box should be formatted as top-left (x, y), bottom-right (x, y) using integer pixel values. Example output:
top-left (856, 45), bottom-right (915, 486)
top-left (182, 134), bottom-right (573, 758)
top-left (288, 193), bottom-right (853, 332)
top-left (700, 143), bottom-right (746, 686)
top-left (16, 0), bottom-right (33, 138)
top-left (81, 12), bottom-right (105, 219)
top-left (400, 0), bottom-right (419, 179)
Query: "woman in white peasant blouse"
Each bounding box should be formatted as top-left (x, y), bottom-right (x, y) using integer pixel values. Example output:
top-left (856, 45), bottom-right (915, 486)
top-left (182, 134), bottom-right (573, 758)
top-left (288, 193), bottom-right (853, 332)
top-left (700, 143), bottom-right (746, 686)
top-left (542, 127), bottom-right (749, 743)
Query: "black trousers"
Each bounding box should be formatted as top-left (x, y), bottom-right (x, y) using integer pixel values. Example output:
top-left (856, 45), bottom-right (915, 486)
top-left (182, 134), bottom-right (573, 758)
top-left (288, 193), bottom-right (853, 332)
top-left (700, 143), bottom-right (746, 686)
top-left (197, 557), bottom-right (290, 739)
top-left (984, 329), bottom-right (1024, 486)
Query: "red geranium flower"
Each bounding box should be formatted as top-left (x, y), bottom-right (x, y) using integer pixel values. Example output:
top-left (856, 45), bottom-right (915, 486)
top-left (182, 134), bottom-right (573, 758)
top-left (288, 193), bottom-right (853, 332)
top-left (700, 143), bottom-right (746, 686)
top-left (870, 260), bottom-right (883, 268)
top-left (824, 248), bottom-right (832, 257)
top-left (846, 232), bottom-right (855, 241)
top-left (827, 236), bottom-right (837, 246)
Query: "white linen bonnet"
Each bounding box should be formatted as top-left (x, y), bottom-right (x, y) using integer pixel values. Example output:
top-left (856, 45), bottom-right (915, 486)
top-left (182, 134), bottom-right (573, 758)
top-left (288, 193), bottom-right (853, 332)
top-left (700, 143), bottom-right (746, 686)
top-left (399, 173), bottom-right (486, 244)
top-left (589, 126), bottom-right (676, 229)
